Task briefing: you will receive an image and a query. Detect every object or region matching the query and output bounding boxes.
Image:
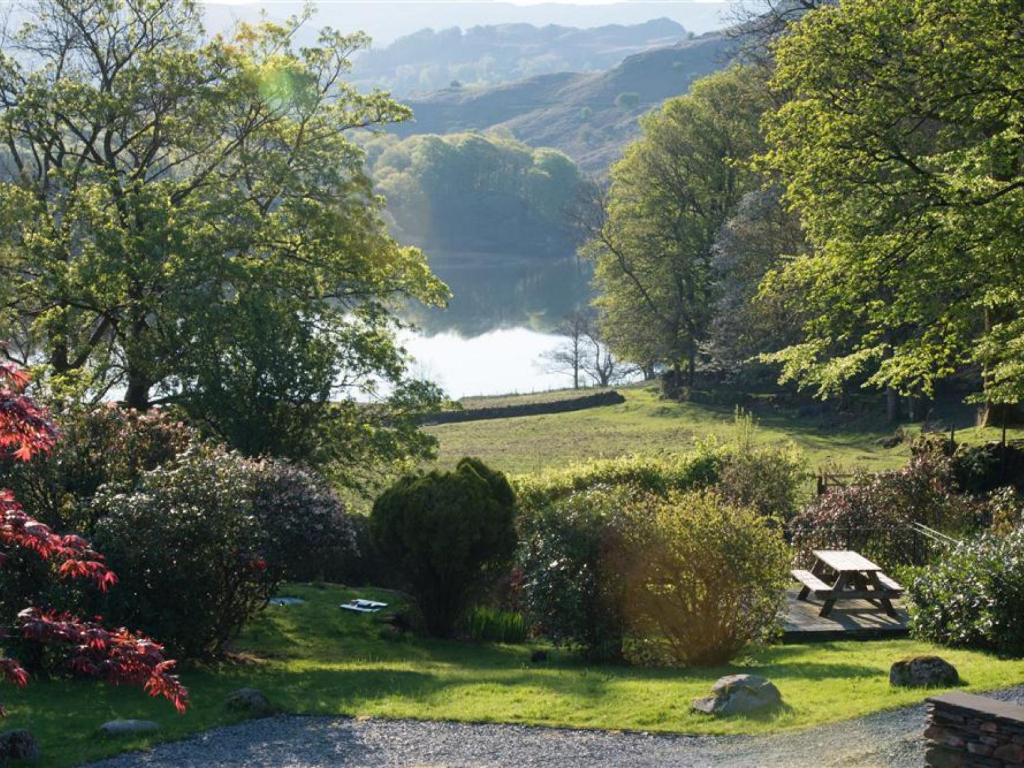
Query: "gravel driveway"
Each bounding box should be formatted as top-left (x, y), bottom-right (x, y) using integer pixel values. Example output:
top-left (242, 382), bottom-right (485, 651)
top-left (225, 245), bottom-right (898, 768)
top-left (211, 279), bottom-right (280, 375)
top-left (84, 686), bottom-right (1024, 768)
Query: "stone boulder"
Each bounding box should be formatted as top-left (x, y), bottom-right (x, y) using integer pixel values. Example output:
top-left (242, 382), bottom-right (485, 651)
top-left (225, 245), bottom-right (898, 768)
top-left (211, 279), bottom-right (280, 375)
top-left (0, 730), bottom-right (40, 763)
top-left (98, 720), bottom-right (161, 737)
top-left (890, 655), bottom-right (959, 688)
top-left (692, 674), bottom-right (782, 716)
top-left (225, 687), bottom-right (273, 717)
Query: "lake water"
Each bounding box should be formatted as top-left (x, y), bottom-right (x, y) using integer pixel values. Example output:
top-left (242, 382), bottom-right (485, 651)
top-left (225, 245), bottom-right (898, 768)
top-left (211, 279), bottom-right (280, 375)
top-left (403, 255), bottom-right (593, 336)
top-left (401, 326), bottom-right (577, 399)
top-left (393, 254), bottom-right (599, 398)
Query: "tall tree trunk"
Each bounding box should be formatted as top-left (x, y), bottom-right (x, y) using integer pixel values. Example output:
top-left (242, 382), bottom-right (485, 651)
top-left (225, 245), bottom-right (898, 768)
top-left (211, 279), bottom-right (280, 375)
top-left (907, 395), bottom-right (927, 423)
top-left (885, 386), bottom-right (900, 424)
top-left (977, 306), bottom-right (1022, 427)
top-left (124, 375), bottom-right (152, 411)
top-left (980, 402), bottom-right (1021, 428)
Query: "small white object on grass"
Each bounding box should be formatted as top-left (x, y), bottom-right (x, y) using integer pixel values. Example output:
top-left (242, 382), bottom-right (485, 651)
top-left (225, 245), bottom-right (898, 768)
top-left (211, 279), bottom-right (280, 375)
top-left (341, 599), bottom-right (388, 613)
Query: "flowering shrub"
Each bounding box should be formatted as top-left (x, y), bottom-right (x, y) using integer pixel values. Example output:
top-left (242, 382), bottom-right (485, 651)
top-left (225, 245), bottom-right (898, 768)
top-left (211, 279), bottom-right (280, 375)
top-left (908, 529), bottom-right (1024, 655)
top-left (2, 404), bottom-right (197, 532)
top-left (250, 460), bottom-right (357, 582)
top-left (0, 362), bottom-right (186, 714)
top-left (93, 446), bottom-right (279, 659)
top-left (371, 458), bottom-right (518, 637)
top-left (789, 451), bottom-right (980, 568)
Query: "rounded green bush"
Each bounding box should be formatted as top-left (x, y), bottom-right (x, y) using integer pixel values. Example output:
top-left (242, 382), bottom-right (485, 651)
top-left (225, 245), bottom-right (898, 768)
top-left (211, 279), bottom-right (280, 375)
top-left (371, 457), bottom-right (517, 637)
top-left (622, 490), bottom-right (790, 665)
top-left (519, 485), bottom-right (789, 665)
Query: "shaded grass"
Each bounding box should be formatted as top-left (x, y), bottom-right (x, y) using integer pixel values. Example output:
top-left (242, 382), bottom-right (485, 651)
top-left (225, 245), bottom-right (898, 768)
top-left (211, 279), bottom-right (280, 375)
top-left (6, 583), bottom-right (1024, 767)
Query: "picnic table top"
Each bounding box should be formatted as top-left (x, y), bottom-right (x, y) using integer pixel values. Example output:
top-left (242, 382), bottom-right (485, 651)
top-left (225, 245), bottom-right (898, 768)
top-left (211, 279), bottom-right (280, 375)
top-left (812, 550), bottom-right (883, 573)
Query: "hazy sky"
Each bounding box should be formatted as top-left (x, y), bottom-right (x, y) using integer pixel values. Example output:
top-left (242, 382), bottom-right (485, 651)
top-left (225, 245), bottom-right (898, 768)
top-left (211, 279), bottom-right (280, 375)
top-left (1, 1), bottom-right (743, 45)
top-left (202, 1), bottom-right (732, 5)
top-left (199, 1), bottom-right (741, 43)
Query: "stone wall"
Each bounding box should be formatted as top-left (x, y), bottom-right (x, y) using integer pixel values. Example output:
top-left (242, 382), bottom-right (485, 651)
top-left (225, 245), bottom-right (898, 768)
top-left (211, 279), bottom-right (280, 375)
top-left (926, 692), bottom-right (1024, 767)
top-left (419, 390), bottom-right (626, 425)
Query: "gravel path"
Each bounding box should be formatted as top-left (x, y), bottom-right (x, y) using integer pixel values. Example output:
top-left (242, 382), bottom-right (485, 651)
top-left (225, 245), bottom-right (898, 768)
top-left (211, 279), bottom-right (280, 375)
top-left (85, 687), bottom-right (1024, 768)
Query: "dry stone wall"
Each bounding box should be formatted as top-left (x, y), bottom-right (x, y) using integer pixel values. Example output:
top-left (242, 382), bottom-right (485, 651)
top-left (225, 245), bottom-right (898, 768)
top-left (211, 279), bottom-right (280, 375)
top-left (926, 692), bottom-right (1024, 768)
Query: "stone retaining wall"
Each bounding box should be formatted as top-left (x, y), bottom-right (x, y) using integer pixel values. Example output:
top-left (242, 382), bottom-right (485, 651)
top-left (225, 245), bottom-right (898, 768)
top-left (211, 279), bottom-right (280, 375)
top-left (419, 390), bottom-right (626, 425)
top-left (926, 692), bottom-right (1024, 767)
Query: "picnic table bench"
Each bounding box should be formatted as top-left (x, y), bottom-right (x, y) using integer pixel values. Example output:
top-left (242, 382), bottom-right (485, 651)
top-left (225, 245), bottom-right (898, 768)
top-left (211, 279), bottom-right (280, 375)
top-left (791, 550), bottom-right (903, 618)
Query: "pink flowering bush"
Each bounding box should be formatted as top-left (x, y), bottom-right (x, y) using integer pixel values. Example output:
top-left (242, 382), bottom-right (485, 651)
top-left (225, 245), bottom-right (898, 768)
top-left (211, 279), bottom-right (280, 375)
top-left (92, 445), bottom-right (279, 659)
top-left (789, 451), bottom-right (980, 568)
top-left (251, 459), bottom-right (357, 582)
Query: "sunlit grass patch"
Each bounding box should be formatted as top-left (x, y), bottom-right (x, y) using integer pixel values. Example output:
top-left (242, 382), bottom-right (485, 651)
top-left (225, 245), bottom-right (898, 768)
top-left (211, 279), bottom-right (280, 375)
top-left (6, 582), bottom-right (1024, 767)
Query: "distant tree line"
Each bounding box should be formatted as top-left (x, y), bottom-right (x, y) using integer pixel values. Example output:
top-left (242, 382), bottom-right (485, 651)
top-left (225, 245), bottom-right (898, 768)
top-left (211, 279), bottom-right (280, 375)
top-left (368, 132), bottom-right (585, 258)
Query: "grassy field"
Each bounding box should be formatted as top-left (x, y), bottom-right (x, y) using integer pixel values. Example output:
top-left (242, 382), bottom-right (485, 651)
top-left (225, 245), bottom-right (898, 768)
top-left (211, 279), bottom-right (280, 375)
top-left (426, 385), bottom-right (1023, 475)
top-left (428, 385), bottom-right (901, 475)
top-left (7, 583), bottom-right (1024, 767)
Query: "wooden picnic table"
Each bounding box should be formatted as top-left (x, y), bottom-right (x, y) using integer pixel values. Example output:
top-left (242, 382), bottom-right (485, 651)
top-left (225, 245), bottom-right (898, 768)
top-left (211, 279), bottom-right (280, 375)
top-left (791, 549), bottom-right (903, 618)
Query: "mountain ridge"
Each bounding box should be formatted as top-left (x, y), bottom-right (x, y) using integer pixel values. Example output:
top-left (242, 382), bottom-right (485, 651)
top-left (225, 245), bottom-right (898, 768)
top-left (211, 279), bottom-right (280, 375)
top-left (352, 18), bottom-right (694, 95)
top-left (393, 31), bottom-right (737, 174)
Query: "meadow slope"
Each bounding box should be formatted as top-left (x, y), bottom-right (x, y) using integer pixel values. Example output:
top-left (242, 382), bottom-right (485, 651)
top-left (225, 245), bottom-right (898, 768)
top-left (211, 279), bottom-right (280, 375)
top-left (426, 385), bottom-right (1017, 475)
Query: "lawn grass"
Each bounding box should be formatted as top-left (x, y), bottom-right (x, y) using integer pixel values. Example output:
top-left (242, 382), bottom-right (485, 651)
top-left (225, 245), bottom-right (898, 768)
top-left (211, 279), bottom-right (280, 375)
top-left (427, 385), bottom-right (1024, 475)
top-left (7, 583), bottom-right (1024, 767)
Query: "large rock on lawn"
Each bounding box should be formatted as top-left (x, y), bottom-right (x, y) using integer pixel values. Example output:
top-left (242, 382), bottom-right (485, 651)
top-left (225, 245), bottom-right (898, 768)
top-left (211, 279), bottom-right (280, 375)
top-left (225, 687), bottom-right (273, 717)
top-left (889, 656), bottom-right (959, 688)
top-left (98, 720), bottom-right (161, 737)
top-left (0, 730), bottom-right (40, 762)
top-left (692, 674), bottom-right (782, 716)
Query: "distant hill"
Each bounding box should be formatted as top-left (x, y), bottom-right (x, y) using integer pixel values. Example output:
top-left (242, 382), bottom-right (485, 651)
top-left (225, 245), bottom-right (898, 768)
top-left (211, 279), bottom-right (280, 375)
top-left (352, 19), bottom-right (693, 96)
top-left (393, 32), bottom-right (737, 174)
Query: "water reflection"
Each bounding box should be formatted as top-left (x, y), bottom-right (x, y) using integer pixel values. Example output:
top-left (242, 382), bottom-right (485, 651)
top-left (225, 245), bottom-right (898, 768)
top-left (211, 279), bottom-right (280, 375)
top-left (396, 254), bottom-right (598, 397)
top-left (403, 255), bottom-right (593, 336)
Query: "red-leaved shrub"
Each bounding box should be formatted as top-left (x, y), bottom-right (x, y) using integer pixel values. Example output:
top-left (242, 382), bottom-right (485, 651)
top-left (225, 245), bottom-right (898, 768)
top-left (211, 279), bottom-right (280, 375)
top-left (0, 362), bottom-right (187, 715)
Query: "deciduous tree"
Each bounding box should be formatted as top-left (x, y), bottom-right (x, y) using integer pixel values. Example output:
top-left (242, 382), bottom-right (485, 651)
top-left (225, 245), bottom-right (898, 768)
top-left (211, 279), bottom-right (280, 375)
top-left (0, 0), bottom-right (446, 452)
top-left (583, 66), bottom-right (770, 389)
top-left (759, 0), bottom-right (1024, 421)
